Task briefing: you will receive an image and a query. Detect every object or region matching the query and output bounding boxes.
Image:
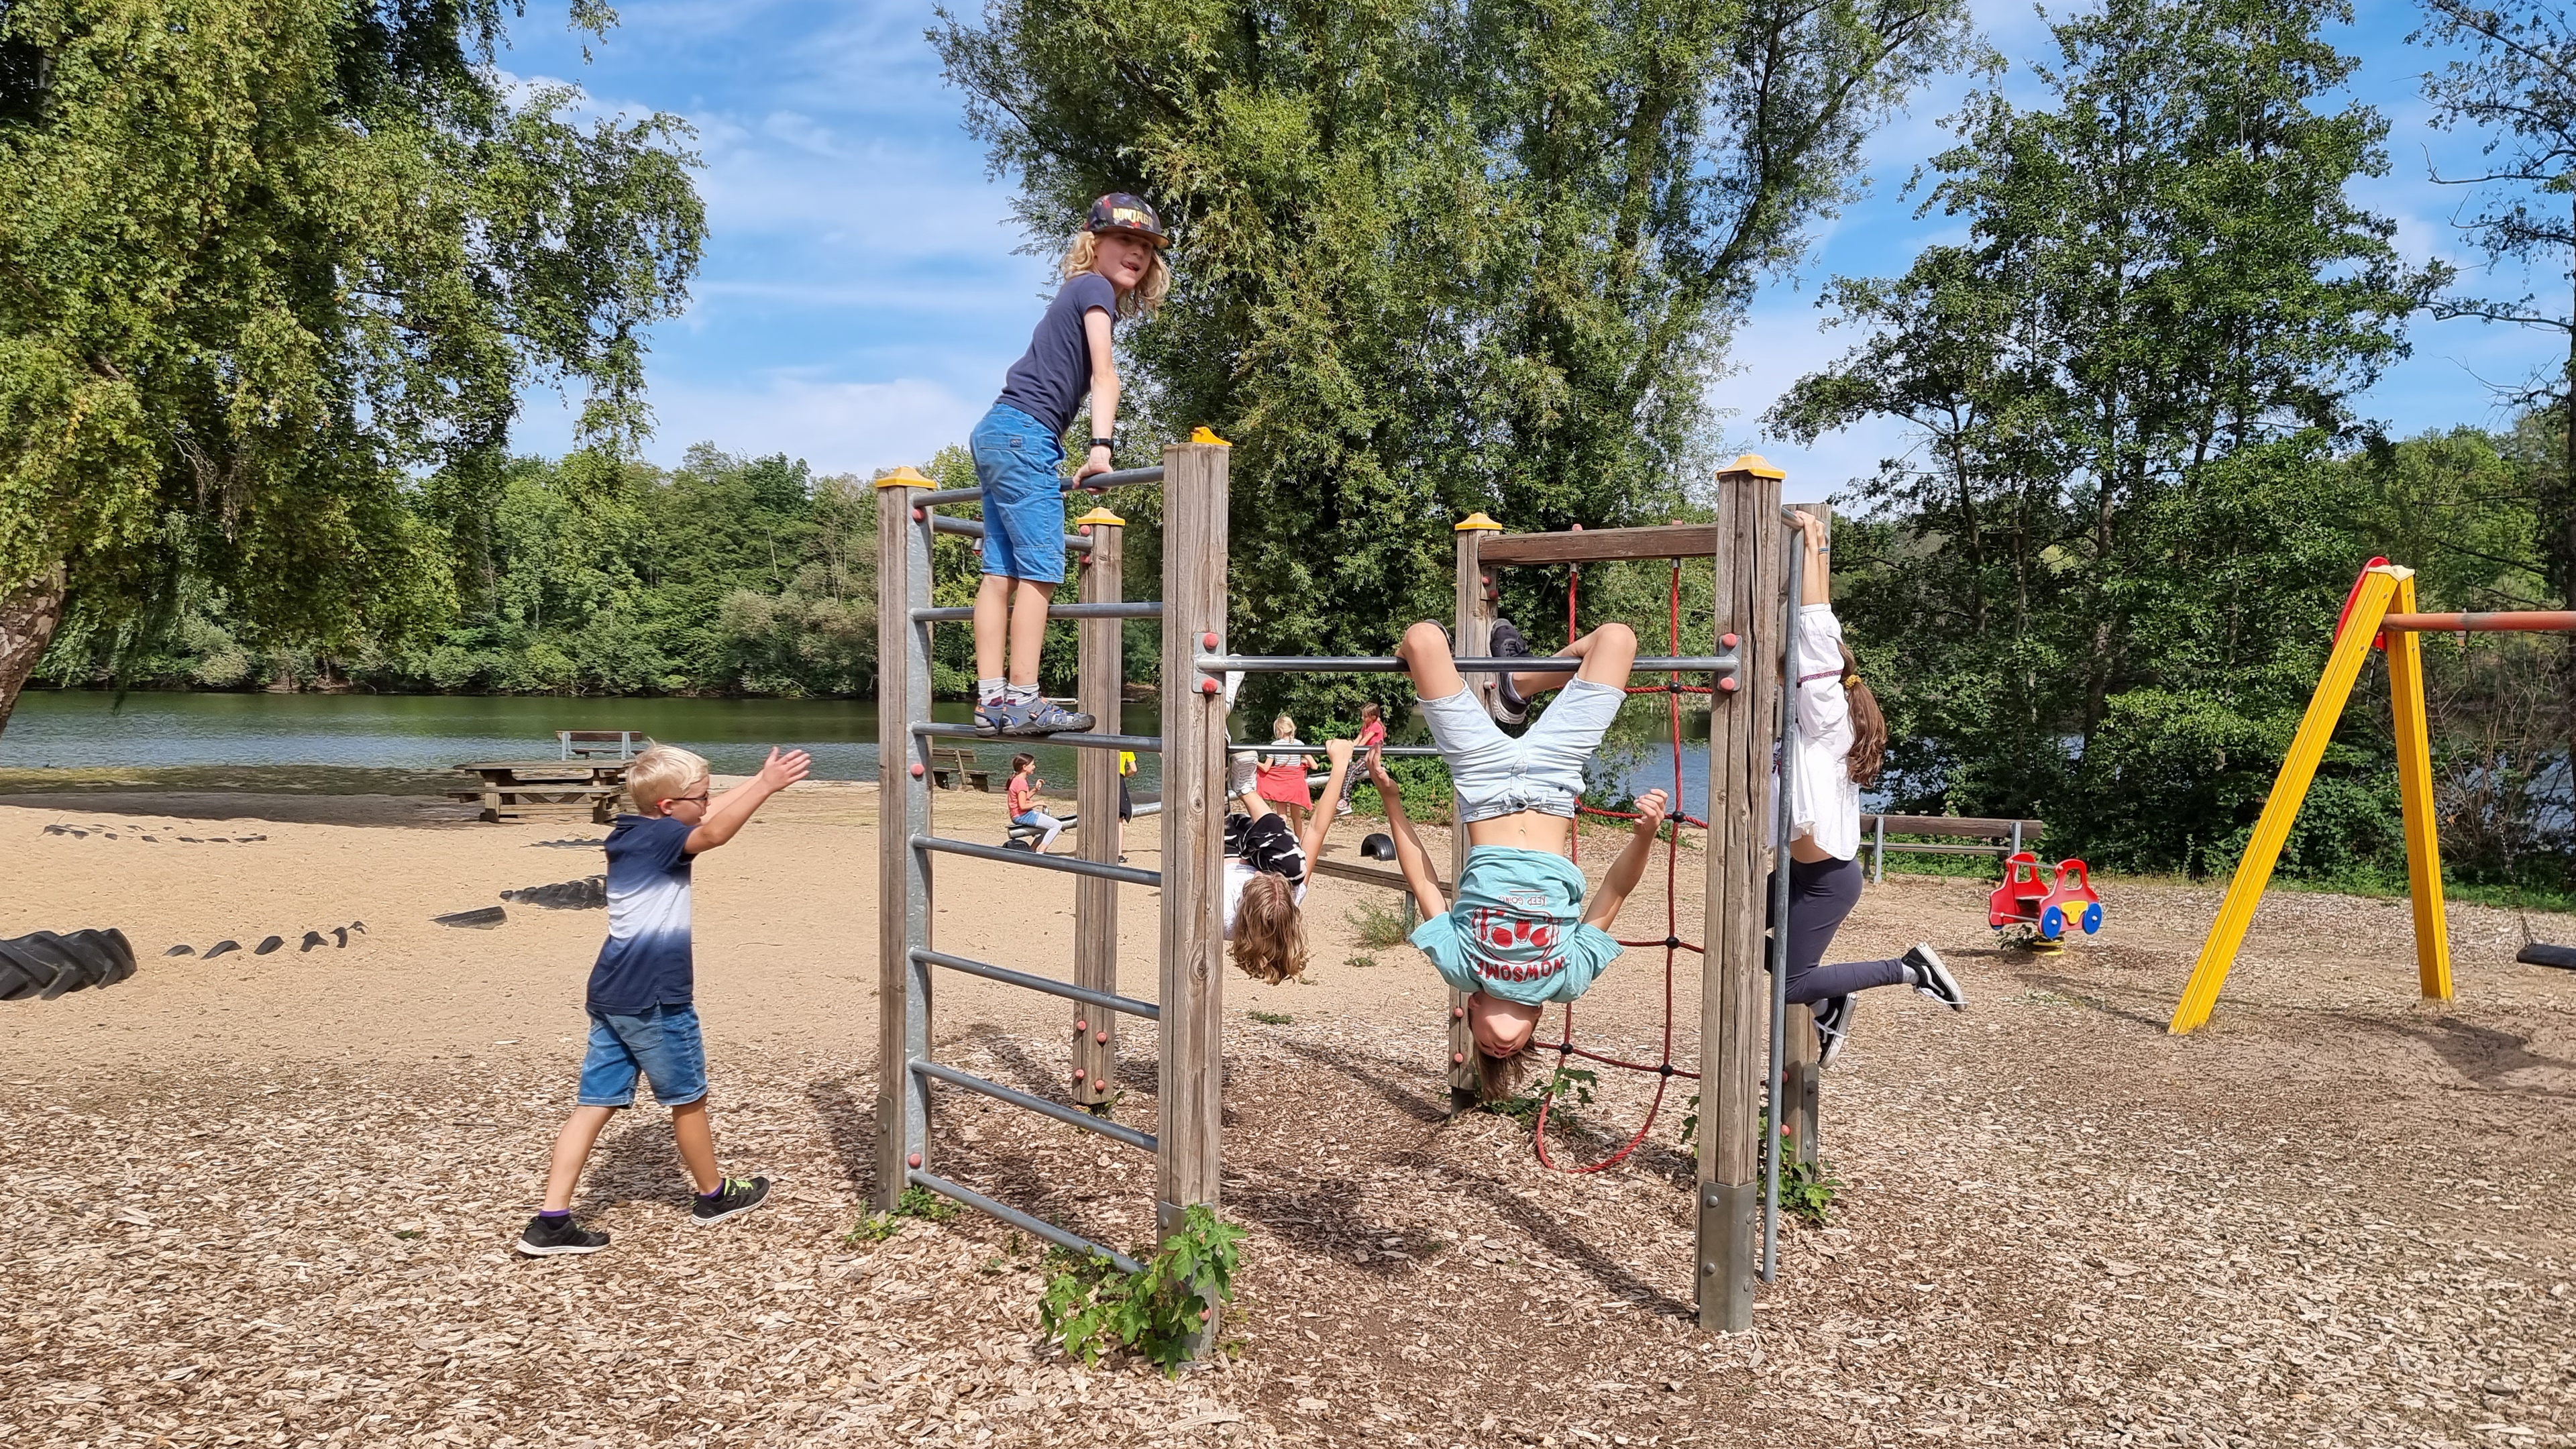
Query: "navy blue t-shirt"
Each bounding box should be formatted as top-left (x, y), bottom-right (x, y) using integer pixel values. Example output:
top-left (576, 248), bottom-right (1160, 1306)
top-left (996, 272), bottom-right (1118, 437)
top-left (586, 813), bottom-right (696, 1015)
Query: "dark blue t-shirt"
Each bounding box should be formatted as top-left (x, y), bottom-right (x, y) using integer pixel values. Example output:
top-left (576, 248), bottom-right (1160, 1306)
top-left (586, 813), bottom-right (696, 1016)
top-left (996, 272), bottom-right (1118, 437)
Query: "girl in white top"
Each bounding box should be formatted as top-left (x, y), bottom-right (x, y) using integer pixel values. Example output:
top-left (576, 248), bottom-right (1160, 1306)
top-left (1778, 509), bottom-right (1967, 1066)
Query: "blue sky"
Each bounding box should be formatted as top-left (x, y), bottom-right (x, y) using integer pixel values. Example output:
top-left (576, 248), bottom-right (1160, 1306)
top-left (503, 0), bottom-right (2565, 498)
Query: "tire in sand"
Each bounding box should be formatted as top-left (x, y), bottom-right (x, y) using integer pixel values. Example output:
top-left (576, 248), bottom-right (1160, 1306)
top-left (0, 928), bottom-right (139, 1002)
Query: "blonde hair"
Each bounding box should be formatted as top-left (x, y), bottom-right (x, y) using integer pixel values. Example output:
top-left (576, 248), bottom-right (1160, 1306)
top-left (1475, 1043), bottom-right (1536, 1103)
top-left (1062, 231), bottom-right (1169, 319)
top-left (627, 745), bottom-right (710, 815)
top-left (1228, 873), bottom-right (1307, 985)
top-left (1272, 714), bottom-right (1295, 740)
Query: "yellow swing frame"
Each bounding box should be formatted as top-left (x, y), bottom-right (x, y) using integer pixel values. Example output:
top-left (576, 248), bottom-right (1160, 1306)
top-left (2167, 565), bottom-right (2452, 1033)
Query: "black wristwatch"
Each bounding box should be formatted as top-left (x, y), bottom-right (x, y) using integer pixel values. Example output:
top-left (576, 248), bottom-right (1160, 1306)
top-left (1089, 437), bottom-right (1115, 451)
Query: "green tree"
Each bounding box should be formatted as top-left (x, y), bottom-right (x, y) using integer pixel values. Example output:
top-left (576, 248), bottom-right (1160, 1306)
top-left (934, 0), bottom-right (1978, 720)
top-left (0, 0), bottom-right (704, 729)
top-left (1768, 0), bottom-right (2441, 869)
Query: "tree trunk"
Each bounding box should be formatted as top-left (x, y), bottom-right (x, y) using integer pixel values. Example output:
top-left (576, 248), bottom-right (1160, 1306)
top-left (0, 563), bottom-right (68, 736)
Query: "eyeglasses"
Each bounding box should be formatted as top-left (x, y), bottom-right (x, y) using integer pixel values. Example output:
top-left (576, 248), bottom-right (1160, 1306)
top-left (668, 790), bottom-right (710, 806)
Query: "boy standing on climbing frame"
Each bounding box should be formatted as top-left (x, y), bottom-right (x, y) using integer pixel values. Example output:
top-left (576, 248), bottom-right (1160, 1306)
top-left (516, 742), bottom-right (811, 1256)
top-left (967, 193), bottom-right (1172, 737)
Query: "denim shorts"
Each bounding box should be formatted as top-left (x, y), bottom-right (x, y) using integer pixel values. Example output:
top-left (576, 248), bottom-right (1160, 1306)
top-left (1416, 678), bottom-right (1625, 823)
top-left (969, 402), bottom-right (1067, 586)
top-left (578, 1004), bottom-right (708, 1108)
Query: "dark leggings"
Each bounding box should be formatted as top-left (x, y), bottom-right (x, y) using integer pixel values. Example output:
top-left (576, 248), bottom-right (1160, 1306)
top-left (1766, 855), bottom-right (1907, 1006)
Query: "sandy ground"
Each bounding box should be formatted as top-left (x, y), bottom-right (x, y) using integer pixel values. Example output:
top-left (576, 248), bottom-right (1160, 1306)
top-left (5, 782), bottom-right (2575, 1447)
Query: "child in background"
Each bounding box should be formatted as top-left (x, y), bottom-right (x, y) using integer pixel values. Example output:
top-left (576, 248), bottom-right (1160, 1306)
top-left (968, 194), bottom-right (1171, 737)
top-left (1007, 753), bottom-right (1066, 853)
top-left (1364, 619), bottom-right (1672, 1100)
top-left (1337, 700), bottom-right (1385, 817)
top-left (1226, 739), bottom-right (1359, 985)
top-left (1117, 749), bottom-right (1137, 861)
top-left (519, 743), bottom-right (812, 1256)
top-left (1256, 714), bottom-right (1316, 834)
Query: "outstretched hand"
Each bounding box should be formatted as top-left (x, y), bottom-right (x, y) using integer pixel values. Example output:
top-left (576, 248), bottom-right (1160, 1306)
top-left (757, 747), bottom-right (814, 792)
top-left (1366, 745), bottom-right (1397, 794)
top-left (1326, 737), bottom-right (1354, 765)
top-left (1631, 788), bottom-right (1669, 837)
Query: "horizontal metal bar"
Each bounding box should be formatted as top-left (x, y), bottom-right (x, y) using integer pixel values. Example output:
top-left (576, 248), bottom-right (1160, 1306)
top-left (1199, 653), bottom-right (1739, 674)
top-left (913, 723), bottom-right (1161, 753)
top-left (2379, 610), bottom-right (2576, 633)
top-left (912, 833), bottom-right (1163, 886)
top-left (911, 1058), bottom-right (1160, 1152)
top-left (1876, 841), bottom-right (2023, 857)
top-left (928, 513), bottom-right (1092, 553)
top-left (910, 601), bottom-right (1163, 623)
top-left (1227, 742), bottom-right (1446, 757)
top-left (907, 1169), bottom-right (1143, 1275)
top-left (913, 947), bottom-right (1160, 1022)
top-left (914, 465), bottom-right (1167, 508)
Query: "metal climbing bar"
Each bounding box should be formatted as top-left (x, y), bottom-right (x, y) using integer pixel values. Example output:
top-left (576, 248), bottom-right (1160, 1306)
top-left (907, 1170), bottom-right (1144, 1275)
top-left (910, 602), bottom-right (1164, 623)
top-left (912, 723), bottom-right (1161, 753)
top-left (1233, 742), bottom-right (1446, 758)
top-left (912, 947), bottom-right (1161, 1022)
top-left (910, 1058), bottom-right (1160, 1152)
top-left (1199, 653), bottom-right (1738, 674)
top-left (928, 514), bottom-right (1093, 553)
top-left (913, 465), bottom-right (1166, 507)
top-left (912, 833), bottom-right (1163, 886)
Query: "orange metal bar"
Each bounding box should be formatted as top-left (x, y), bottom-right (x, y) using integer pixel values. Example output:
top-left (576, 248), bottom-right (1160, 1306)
top-left (2379, 610), bottom-right (2576, 633)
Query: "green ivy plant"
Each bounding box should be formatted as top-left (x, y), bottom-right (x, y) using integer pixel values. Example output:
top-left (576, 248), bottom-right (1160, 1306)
top-left (843, 1185), bottom-right (958, 1245)
top-left (1478, 1064), bottom-right (1599, 1128)
top-left (1036, 1205), bottom-right (1244, 1375)
top-left (1675, 1095), bottom-right (1841, 1225)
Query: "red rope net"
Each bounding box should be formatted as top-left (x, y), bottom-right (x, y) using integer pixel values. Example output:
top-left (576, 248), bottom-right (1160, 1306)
top-left (1527, 557), bottom-right (1703, 1174)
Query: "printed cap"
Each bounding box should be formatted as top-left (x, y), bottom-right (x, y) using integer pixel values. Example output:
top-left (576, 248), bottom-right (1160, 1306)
top-left (1087, 193), bottom-right (1170, 248)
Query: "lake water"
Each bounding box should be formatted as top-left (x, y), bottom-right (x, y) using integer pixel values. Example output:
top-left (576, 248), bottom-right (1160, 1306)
top-left (0, 689), bottom-right (1729, 816)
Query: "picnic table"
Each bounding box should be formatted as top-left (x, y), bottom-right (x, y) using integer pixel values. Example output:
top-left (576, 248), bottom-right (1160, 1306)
top-left (559, 729), bottom-right (650, 759)
top-left (929, 747), bottom-right (993, 792)
top-left (453, 760), bottom-right (630, 824)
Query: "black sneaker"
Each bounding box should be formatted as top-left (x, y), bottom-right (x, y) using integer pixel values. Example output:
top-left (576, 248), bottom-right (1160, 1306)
top-left (517, 1214), bottom-right (610, 1256)
top-left (1904, 944), bottom-right (1967, 1011)
top-left (1490, 618), bottom-right (1534, 726)
top-left (1812, 994), bottom-right (1855, 1069)
top-left (692, 1175), bottom-right (771, 1226)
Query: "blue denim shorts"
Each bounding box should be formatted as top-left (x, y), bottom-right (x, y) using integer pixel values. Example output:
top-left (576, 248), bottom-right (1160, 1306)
top-left (969, 403), bottom-right (1067, 586)
top-left (578, 1004), bottom-right (708, 1108)
top-left (1415, 678), bottom-right (1625, 823)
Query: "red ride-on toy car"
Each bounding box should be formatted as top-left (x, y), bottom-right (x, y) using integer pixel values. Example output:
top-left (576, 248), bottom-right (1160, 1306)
top-left (1988, 853), bottom-right (2105, 942)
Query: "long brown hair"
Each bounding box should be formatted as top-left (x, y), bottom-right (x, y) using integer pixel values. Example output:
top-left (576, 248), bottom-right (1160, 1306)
top-left (1474, 1043), bottom-right (1535, 1102)
top-left (1229, 873), bottom-right (1307, 984)
top-left (1840, 639), bottom-right (1886, 785)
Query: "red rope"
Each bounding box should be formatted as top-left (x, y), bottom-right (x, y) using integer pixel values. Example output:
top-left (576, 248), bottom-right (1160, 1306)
top-left (1527, 559), bottom-right (1699, 1174)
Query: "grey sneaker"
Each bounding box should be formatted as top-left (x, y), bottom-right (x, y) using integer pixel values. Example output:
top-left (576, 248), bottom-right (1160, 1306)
top-left (1490, 618), bottom-right (1533, 726)
top-left (1904, 944), bottom-right (1966, 1011)
top-left (691, 1176), bottom-right (771, 1226)
top-left (1812, 994), bottom-right (1855, 1069)
top-left (1004, 698), bottom-right (1096, 736)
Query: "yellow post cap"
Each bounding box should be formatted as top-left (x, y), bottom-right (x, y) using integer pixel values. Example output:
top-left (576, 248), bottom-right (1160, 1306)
top-left (1720, 453), bottom-right (1786, 480)
top-left (1074, 506), bottom-right (1126, 527)
top-left (876, 464), bottom-right (934, 490)
top-left (1189, 425), bottom-right (1232, 445)
top-left (1454, 511), bottom-right (1504, 532)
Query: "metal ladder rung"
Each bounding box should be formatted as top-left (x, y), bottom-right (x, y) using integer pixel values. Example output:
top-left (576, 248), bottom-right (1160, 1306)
top-left (912, 724), bottom-right (1160, 753)
top-left (910, 602), bottom-right (1163, 622)
top-left (910, 1058), bottom-right (1158, 1152)
top-left (928, 513), bottom-right (1092, 553)
top-left (912, 947), bottom-right (1159, 1021)
top-left (912, 833), bottom-right (1161, 885)
top-left (907, 1170), bottom-right (1142, 1274)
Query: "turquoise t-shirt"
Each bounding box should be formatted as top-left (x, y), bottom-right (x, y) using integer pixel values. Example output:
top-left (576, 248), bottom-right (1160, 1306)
top-left (1409, 845), bottom-right (1623, 1005)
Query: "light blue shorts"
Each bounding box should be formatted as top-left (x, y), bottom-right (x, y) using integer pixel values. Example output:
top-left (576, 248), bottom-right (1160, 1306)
top-left (969, 403), bottom-right (1067, 586)
top-left (1415, 678), bottom-right (1625, 823)
top-left (578, 1004), bottom-right (708, 1108)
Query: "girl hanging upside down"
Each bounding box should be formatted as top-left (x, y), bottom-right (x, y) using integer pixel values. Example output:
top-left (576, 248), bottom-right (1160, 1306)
top-left (1224, 737), bottom-right (1358, 985)
top-left (1366, 619), bottom-right (1670, 1101)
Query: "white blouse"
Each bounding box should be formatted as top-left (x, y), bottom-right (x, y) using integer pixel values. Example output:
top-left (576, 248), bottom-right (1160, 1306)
top-left (1774, 603), bottom-right (1862, 862)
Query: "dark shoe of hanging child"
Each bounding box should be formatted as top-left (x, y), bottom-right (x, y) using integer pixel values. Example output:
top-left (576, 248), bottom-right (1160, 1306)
top-left (1489, 617), bottom-right (1534, 729)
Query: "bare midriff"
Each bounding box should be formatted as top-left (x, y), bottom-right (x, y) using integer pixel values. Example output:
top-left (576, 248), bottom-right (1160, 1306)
top-left (1465, 810), bottom-right (1574, 853)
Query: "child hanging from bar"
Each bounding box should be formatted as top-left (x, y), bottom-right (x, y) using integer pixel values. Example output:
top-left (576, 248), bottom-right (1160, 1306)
top-left (1224, 736), bottom-right (1360, 985)
top-left (1366, 619), bottom-right (1672, 1100)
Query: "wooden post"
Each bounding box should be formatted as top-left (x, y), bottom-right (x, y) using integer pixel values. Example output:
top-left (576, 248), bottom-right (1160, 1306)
top-left (1449, 512), bottom-right (1504, 1111)
top-left (874, 466), bottom-right (937, 1211)
top-left (1074, 508), bottom-right (1126, 1107)
top-left (2385, 572), bottom-right (2455, 1002)
top-left (1699, 454), bottom-right (1783, 1332)
top-left (1159, 441), bottom-right (1230, 1236)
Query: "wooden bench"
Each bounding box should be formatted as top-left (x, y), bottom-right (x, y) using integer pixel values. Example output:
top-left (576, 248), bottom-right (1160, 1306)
top-left (453, 761), bottom-right (631, 823)
top-left (1862, 814), bottom-right (2044, 883)
top-left (558, 730), bottom-right (650, 759)
top-left (929, 747), bottom-right (993, 792)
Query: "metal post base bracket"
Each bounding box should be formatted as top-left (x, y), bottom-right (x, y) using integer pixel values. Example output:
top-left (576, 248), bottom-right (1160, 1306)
top-left (1697, 1179), bottom-right (1759, 1333)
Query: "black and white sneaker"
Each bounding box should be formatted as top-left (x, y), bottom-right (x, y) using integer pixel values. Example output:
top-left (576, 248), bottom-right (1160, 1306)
top-left (516, 1214), bottom-right (610, 1256)
top-left (1812, 994), bottom-right (1856, 1069)
top-left (1904, 944), bottom-right (1967, 1011)
top-left (691, 1175), bottom-right (771, 1226)
top-left (1490, 618), bottom-right (1534, 726)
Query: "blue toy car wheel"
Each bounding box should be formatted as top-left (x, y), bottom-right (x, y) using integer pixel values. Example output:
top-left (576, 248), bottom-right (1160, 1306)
top-left (2040, 905), bottom-right (2064, 939)
top-left (2081, 902), bottom-right (2103, 934)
